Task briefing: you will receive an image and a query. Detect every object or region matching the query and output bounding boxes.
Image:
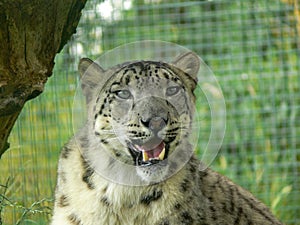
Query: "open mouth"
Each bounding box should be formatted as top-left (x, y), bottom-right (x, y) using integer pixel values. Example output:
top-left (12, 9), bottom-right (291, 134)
top-left (127, 138), bottom-right (169, 166)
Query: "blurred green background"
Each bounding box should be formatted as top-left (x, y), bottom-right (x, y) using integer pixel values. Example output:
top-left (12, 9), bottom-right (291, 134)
top-left (0, 0), bottom-right (299, 224)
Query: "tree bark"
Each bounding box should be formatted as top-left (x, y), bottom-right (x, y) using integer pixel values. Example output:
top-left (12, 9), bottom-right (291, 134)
top-left (0, 0), bottom-right (87, 157)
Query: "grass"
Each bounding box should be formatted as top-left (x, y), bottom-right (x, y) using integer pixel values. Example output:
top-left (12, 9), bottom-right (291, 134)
top-left (0, 178), bottom-right (53, 225)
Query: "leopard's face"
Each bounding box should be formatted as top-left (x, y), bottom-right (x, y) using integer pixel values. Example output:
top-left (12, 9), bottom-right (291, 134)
top-left (79, 53), bottom-right (200, 183)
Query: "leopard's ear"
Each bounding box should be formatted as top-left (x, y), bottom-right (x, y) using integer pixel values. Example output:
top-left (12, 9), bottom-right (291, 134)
top-left (172, 52), bottom-right (200, 81)
top-left (78, 58), bottom-right (105, 103)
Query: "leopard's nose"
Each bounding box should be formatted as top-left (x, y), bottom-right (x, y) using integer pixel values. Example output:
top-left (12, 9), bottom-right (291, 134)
top-left (141, 117), bottom-right (167, 132)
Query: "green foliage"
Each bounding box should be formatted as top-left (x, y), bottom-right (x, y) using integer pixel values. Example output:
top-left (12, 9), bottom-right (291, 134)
top-left (0, 178), bottom-right (52, 225)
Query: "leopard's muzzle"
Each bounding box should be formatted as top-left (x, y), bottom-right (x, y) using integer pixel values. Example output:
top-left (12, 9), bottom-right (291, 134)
top-left (127, 116), bottom-right (175, 166)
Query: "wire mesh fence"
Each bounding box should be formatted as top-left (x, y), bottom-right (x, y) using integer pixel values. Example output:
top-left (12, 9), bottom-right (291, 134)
top-left (0, 0), bottom-right (299, 224)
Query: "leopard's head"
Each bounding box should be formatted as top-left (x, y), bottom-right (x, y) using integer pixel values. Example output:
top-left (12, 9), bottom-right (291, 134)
top-left (79, 52), bottom-right (200, 184)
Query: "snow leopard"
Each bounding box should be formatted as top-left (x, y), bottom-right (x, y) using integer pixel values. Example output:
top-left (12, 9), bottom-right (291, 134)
top-left (51, 52), bottom-right (283, 225)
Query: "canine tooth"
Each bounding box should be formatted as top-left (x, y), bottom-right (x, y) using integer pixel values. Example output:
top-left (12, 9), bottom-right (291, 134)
top-left (158, 147), bottom-right (165, 160)
top-left (143, 151), bottom-right (149, 161)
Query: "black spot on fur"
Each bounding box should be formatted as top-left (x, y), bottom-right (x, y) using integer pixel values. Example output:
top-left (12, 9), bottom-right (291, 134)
top-left (174, 202), bottom-right (181, 210)
top-left (58, 194), bottom-right (69, 207)
top-left (234, 207), bottom-right (243, 224)
top-left (101, 139), bottom-right (109, 144)
top-left (196, 208), bottom-right (207, 223)
top-left (244, 213), bottom-right (254, 225)
top-left (100, 196), bottom-right (111, 206)
top-left (163, 72), bottom-right (170, 79)
top-left (189, 163), bottom-right (197, 174)
top-left (125, 75), bottom-right (131, 85)
top-left (140, 189), bottom-right (163, 205)
top-left (81, 156), bottom-right (95, 189)
top-left (102, 186), bottom-right (108, 193)
top-left (180, 178), bottom-right (190, 193)
top-left (68, 213), bottom-right (82, 225)
top-left (199, 170), bottom-right (208, 181)
top-left (98, 104), bottom-right (105, 115)
top-left (210, 205), bottom-right (217, 221)
top-left (181, 211), bottom-right (194, 225)
top-left (172, 77), bottom-right (179, 82)
top-left (61, 146), bottom-right (72, 159)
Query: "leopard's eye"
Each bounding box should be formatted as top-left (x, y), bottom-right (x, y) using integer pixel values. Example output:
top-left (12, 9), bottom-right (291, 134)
top-left (166, 86), bottom-right (181, 96)
top-left (115, 90), bottom-right (132, 99)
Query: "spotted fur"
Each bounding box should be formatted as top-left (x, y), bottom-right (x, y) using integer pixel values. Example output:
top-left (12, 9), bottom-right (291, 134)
top-left (51, 52), bottom-right (283, 225)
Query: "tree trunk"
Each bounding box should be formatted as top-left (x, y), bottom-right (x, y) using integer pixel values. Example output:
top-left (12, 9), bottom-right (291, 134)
top-left (0, 0), bottom-right (87, 157)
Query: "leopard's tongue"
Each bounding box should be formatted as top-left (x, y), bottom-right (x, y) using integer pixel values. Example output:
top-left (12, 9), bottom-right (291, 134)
top-left (135, 141), bottom-right (165, 162)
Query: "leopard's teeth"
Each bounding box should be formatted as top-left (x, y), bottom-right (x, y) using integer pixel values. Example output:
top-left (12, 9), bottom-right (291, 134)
top-left (142, 147), bottom-right (165, 162)
top-left (142, 151), bottom-right (149, 162)
top-left (158, 147), bottom-right (165, 160)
